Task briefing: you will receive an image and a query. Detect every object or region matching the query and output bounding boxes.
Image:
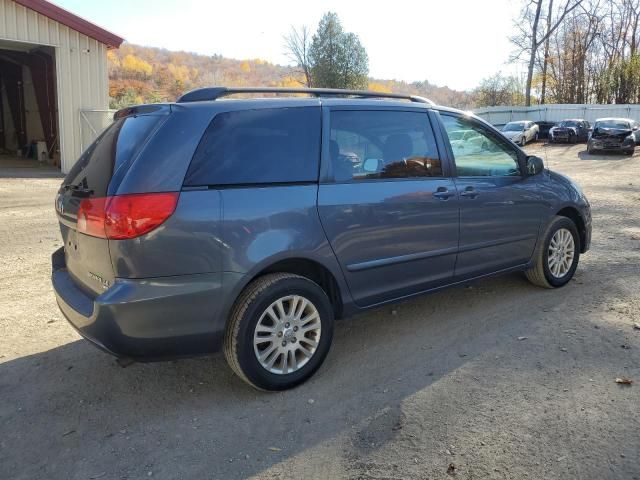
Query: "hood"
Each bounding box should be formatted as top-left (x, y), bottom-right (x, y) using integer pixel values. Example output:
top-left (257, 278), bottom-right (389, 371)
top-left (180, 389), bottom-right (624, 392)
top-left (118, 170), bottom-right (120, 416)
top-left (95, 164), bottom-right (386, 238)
top-left (502, 131), bottom-right (522, 139)
top-left (591, 127), bottom-right (632, 140)
top-left (551, 126), bottom-right (577, 133)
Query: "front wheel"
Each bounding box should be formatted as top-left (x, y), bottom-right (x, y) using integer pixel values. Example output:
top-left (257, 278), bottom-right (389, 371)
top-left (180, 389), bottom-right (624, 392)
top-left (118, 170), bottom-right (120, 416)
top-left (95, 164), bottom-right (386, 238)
top-left (525, 216), bottom-right (580, 288)
top-left (224, 273), bottom-right (334, 391)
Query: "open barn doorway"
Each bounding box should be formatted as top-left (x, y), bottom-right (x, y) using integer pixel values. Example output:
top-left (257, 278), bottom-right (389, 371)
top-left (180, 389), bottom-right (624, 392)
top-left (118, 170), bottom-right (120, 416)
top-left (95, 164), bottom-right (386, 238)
top-left (0, 39), bottom-right (60, 170)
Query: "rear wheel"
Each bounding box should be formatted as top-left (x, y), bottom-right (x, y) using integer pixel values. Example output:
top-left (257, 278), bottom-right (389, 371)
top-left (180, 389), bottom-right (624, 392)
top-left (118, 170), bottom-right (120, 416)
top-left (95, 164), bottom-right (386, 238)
top-left (224, 273), bottom-right (334, 391)
top-left (525, 216), bottom-right (580, 288)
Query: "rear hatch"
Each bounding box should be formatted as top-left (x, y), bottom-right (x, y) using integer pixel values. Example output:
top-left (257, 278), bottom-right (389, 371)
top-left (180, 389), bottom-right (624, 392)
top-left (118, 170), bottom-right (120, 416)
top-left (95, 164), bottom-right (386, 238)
top-left (55, 106), bottom-right (169, 296)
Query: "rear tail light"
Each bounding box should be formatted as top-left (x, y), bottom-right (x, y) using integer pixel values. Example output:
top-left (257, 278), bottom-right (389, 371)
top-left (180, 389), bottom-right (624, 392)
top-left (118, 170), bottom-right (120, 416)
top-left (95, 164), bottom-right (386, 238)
top-left (77, 193), bottom-right (179, 239)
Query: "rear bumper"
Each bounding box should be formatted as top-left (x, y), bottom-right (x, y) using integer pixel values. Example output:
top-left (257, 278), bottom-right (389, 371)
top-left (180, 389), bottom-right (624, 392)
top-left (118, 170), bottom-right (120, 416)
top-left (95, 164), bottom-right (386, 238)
top-left (51, 247), bottom-right (228, 360)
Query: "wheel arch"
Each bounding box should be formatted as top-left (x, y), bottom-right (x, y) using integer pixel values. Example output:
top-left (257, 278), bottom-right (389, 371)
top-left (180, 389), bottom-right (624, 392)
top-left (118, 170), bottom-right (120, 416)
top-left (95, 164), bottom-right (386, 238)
top-left (223, 255), bottom-right (350, 330)
top-left (256, 257), bottom-right (344, 319)
top-left (555, 206), bottom-right (587, 253)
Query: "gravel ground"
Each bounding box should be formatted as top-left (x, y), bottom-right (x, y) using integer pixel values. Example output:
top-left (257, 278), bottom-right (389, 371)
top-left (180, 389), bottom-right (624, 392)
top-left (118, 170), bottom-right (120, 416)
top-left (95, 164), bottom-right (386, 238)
top-left (0, 143), bottom-right (639, 480)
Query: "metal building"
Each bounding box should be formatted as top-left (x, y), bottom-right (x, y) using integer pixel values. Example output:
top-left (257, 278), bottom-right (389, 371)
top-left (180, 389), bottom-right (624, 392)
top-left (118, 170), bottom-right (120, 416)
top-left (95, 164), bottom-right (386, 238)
top-left (0, 0), bottom-right (123, 172)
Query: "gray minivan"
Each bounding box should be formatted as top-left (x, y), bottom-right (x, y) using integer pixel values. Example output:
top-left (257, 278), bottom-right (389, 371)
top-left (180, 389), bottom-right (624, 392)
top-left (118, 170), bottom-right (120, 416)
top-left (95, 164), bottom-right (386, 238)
top-left (52, 87), bottom-right (592, 390)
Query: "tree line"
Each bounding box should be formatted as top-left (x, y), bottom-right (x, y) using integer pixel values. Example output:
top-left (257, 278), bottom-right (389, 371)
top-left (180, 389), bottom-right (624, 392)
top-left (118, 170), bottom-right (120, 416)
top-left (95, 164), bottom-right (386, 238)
top-left (110, 6), bottom-right (639, 110)
top-left (477, 0), bottom-right (640, 107)
top-left (107, 14), bottom-right (474, 110)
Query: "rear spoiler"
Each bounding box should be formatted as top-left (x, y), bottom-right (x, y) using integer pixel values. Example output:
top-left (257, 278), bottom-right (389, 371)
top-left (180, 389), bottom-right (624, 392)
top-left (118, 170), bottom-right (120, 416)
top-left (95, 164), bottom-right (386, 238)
top-left (114, 104), bottom-right (172, 120)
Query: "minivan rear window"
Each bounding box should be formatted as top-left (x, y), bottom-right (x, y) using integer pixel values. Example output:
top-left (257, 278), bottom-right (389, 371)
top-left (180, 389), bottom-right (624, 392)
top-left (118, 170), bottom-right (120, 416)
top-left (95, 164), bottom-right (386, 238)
top-left (184, 107), bottom-right (321, 186)
top-left (64, 114), bottom-right (165, 197)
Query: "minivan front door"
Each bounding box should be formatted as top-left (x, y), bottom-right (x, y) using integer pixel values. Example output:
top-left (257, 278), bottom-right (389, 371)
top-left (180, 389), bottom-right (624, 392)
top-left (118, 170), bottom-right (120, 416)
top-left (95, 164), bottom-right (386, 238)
top-left (440, 113), bottom-right (543, 279)
top-left (317, 109), bottom-right (459, 307)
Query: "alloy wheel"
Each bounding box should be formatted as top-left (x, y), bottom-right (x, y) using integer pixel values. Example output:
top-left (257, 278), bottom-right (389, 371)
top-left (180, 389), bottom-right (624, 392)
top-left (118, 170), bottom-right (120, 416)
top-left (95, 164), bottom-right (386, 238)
top-left (547, 228), bottom-right (575, 278)
top-left (253, 295), bottom-right (322, 375)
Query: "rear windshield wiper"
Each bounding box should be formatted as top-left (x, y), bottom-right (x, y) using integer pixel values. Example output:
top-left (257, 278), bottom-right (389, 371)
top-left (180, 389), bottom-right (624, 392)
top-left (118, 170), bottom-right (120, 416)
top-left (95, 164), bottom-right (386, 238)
top-left (63, 184), bottom-right (94, 197)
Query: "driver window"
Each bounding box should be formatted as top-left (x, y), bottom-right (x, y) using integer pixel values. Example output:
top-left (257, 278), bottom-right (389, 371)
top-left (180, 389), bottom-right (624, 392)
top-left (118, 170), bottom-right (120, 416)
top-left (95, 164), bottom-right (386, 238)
top-left (329, 110), bottom-right (442, 182)
top-left (442, 115), bottom-right (520, 177)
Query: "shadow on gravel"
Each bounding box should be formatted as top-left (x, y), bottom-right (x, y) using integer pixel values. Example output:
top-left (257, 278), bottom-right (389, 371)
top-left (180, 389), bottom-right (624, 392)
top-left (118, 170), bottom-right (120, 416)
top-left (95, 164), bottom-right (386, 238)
top-left (0, 266), bottom-right (633, 480)
top-left (577, 150), bottom-right (636, 161)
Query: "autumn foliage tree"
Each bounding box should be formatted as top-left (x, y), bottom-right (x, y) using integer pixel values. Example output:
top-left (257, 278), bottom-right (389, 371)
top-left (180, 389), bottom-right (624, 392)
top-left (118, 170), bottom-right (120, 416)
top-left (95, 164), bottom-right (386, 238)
top-left (107, 42), bottom-right (473, 109)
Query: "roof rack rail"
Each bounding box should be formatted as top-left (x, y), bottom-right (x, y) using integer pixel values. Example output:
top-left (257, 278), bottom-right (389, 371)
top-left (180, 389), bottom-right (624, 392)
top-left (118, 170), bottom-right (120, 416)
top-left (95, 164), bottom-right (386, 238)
top-left (177, 86), bottom-right (435, 105)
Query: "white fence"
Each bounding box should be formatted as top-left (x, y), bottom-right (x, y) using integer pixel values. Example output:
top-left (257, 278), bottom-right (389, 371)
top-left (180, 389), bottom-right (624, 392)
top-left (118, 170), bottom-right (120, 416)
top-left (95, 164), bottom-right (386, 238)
top-left (79, 109), bottom-right (116, 153)
top-left (473, 104), bottom-right (640, 126)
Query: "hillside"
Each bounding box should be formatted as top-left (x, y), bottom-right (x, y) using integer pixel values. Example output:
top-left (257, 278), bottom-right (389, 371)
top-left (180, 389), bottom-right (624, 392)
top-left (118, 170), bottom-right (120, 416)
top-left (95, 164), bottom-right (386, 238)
top-left (108, 43), bottom-right (473, 109)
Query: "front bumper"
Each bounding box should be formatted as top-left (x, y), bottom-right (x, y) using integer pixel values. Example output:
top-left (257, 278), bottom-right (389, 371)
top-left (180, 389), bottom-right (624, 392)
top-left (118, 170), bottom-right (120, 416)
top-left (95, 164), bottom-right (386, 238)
top-left (588, 139), bottom-right (634, 151)
top-left (51, 247), bottom-right (227, 360)
top-left (582, 207), bottom-right (592, 253)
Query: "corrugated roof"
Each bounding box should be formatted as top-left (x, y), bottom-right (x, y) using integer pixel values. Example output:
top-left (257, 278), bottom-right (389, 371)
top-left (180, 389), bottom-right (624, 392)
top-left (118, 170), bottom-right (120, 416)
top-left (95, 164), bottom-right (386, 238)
top-left (13, 0), bottom-right (124, 48)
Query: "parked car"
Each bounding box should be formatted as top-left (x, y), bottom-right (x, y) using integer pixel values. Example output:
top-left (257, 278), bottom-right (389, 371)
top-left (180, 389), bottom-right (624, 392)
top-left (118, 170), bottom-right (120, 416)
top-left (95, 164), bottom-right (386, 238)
top-left (52, 87), bottom-right (592, 391)
top-left (501, 121), bottom-right (539, 146)
top-left (587, 118), bottom-right (639, 155)
top-left (549, 119), bottom-right (591, 143)
top-left (534, 121), bottom-right (556, 140)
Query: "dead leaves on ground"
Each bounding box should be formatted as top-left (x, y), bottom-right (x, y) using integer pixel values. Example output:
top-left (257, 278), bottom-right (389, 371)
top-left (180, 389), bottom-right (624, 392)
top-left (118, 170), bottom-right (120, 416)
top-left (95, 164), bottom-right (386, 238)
top-left (615, 377), bottom-right (633, 385)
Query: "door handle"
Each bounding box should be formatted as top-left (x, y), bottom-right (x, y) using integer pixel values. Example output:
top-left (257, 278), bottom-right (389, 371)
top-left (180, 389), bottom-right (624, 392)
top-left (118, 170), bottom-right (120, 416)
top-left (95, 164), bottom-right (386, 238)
top-left (460, 187), bottom-right (479, 199)
top-left (433, 187), bottom-right (454, 200)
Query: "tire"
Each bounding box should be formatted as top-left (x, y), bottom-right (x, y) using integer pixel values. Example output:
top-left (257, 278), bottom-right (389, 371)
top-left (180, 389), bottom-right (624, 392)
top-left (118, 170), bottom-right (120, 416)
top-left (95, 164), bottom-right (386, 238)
top-left (534, 132), bottom-right (539, 141)
top-left (224, 273), bottom-right (334, 391)
top-left (520, 137), bottom-right (526, 146)
top-left (625, 148), bottom-right (635, 156)
top-left (525, 216), bottom-right (580, 289)
top-left (570, 133), bottom-right (577, 144)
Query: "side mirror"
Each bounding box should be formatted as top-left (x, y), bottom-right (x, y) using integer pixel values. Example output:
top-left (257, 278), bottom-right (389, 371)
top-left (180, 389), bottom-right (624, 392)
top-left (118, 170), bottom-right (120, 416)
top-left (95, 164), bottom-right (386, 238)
top-left (526, 155), bottom-right (544, 175)
top-left (362, 158), bottom-right (380, 173)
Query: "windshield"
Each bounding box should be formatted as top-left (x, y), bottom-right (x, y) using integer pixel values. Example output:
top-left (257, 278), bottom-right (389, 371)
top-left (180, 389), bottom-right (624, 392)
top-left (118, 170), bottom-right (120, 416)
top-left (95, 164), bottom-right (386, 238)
top-left (503, 123), bottom-right (525, 132)
top-left (595, 120), bottom-right (630, 129)
top-left (559, 121), bottom-right (579, 127)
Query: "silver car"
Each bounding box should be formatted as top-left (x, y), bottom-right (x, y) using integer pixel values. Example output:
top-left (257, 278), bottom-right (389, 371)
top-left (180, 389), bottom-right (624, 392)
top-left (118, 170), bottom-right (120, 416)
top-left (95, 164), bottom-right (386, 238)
top-left (501, 121), bottom-right (540, 146)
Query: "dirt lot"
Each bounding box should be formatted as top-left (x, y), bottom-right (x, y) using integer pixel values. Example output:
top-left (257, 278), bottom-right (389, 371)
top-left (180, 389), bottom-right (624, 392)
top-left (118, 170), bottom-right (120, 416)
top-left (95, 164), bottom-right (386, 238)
top-left (1, 143), bottom-right (639, 480)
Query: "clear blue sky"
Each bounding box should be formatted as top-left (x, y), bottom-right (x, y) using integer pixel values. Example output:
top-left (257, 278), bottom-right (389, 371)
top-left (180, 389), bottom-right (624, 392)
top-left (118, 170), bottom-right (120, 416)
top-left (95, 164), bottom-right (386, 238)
top-left (53, 0), bottom-right (522, 91)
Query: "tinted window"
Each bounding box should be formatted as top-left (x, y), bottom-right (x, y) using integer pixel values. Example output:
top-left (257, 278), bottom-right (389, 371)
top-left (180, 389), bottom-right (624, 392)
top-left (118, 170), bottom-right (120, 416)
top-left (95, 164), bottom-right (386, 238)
top-left (442, 115), bottom-right (520, 177)
top-left (185, 107), bottom-right (321, 186)
top-left (329, 110), bottom-right (442, 182)
top-left (64, 114), bottom-right (165, 196)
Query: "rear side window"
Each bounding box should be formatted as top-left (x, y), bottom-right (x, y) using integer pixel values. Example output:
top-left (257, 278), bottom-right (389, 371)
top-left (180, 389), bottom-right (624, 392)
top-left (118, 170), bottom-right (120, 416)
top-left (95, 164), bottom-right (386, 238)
top-left (64, 114), bottom-right (165, 197)
top-left (329, 110), bottom-right (442, 182)
top-left (184, 107), bottom-right (321, 186)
